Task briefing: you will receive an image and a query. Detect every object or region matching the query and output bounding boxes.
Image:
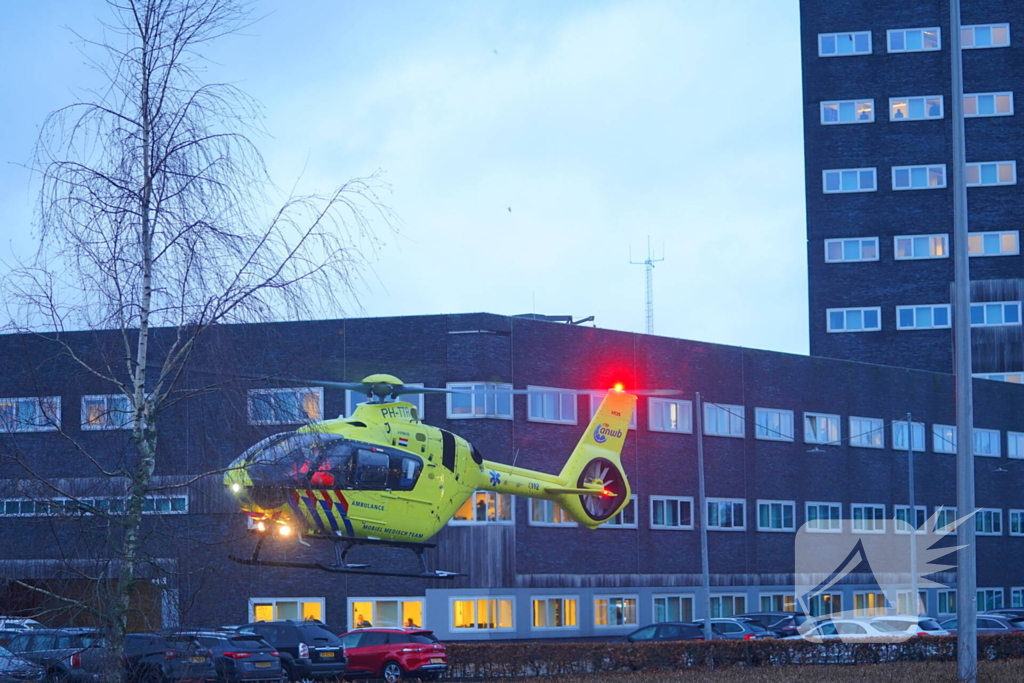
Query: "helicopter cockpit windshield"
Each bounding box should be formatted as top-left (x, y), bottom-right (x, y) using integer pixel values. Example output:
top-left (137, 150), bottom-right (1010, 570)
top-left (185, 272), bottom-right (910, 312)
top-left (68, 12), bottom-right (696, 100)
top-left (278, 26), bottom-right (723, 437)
top-left (241, 433), bottom-right (423, 492)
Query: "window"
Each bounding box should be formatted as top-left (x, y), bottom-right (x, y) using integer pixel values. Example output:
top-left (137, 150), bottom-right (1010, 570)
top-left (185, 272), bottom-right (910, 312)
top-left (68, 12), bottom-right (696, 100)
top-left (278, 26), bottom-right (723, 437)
top-left (603, 495), bottom-right (637, 528)
top-left (851, 504), bottom-right (885, 533)
top-left (821, 99), bottom-right (874, 124)
top-left (974, 428), bottom-right (1001, 457)
top-left (853, 592), bottom-right (888, 617)
top-left (452, 597), bottom-right (514, 630)
top-left (349, 597), bottom-right (423, 629)
top-left (894, 234), bottom-right (948, 260)
top-left (964, 92), bottom-right (1014, 117)
top-left (804, 412), bottom-right (840, 445)
top-left (0, 397), bottom-right (60, 433)
top-left (248, 387), bottom-right (321, 425)
top-left (849, 417), bottom-right (884, 448)
top-left (976, 509), bottom-right (1003, 536)
top-left (823, 168), bottom-right (876, 193)
top-left (897, 304), bottom-right (951, 330)
top-left (709, 594), bottom-right (746, 618)
top-left (969, 231), bottom-right (1019, 256)
top-left (650, 496), bottom-right (693, 530)
top-left (975, 373), bottom-right (1024, 384)
top-left (978, 589), bottom-right (1005, 612)
top-left (933, 425), bottom-right (956, 454)
top-left (1009, 433), bottom-right (1024, 459)
top-left (818, 31), bottom-right (871, 56)
top-left (1011, 511), bottom-right (1024, 536)
top-left (588, 393), bottom-right (636, 429)
top-left (755, 408), bottom-right (794, 441)
top-left (0, 494), bottom-right (187, 517)
top-left (249, 598), bottom-right (324, 623)
top-left (807, 594), bottom-right (842, 617)
top-left (1014, 588), bottom-right (1024, 608)
top-left (707, 498), bottom-right (745, 531)
top-left (961, 24), bottom-right (1010, 49)
top-left (446, 382), bottom-right (511, 419)
top-left (892, 421), bottom-right (925, 451)
top-left (889, 96), bottom-right (943, 120)
top-left (80, 394), bottom-right (132, 430)
top-left (594, 596), bottom-right (637, 627)
top-left (827, 307), bottom-right (881, 332)
top-left (894, 505), bottom-right (927, 534)
top-left (825, 237), bottom-right (879, 263)
top-left (450, 492), bottom-right (514, 525)
top-left (937, 590), bottom-right (956, 615)
top-left (971, 302), bottom-right (1021, 327)
top-left (703, 403), bottom-right (744, 437)
top-left (806, 502), bottom-right (842, 532)
top-left (934, 507), bottom-right (957, 533)
top-left (757, 500), bottom-right (795, 532)
top-left (892, 165), bottom-right (946, 190)
top-left (527, 386), bottom-right (577, 425)
top-left (648, 398), bottom-right (692, 433)
top-left (532, 597), bottom-right (578, 629)
top-left (529, 499), bottom-right (576, 527)
top-left (654, 595), bottom-right (693, 623)
top-left (966, 161), bottom-right (1016, 187)
top-left (346, 386), bottom-right (424, 419)
top-left (887, 27), bottom-right (941, 52)
top-left (760, 594), bottom-right (795, 612)
top-left (896, 590), bottom-right (928, 615)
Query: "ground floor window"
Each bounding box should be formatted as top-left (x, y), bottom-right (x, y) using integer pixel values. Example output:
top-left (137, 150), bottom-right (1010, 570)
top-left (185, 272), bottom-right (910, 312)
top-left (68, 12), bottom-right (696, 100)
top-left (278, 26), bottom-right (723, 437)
top-left (451, 597), bottom-right (514, 631)
top-left (349, 597), bottom-right (423, 629)
top-left (853, 592), bottom-right (887, 617)
top-left (896, 590), bottom-right (927, 615)
top-left (760, 593), bottom-right (795, 612)
top-left (594, 596), bottom-right (637, 627)
top-left (709, 594), bottom-right (745, 618)
top-left (978, 588), bottom-right (1004, 612)
top-left (249, 598), bottom-right (324, 623)
top-left (937, 590), bottom-right (956, 615)
top-left (806, 593), bottom-right (842, 617)
top-left (1012, 588), bottom-right (1024, 609)
top-left (532, 597), bottom-right (578, 629)
top-left (654, 595), bottom-right (693, 623)
top-left (450, 492), bottom-right (514, 524)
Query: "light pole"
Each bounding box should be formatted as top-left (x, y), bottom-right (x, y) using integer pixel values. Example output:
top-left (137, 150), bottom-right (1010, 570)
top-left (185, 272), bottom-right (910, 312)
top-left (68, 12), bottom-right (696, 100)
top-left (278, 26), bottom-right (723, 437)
top-left (695, 392), bottom-right (712, 641)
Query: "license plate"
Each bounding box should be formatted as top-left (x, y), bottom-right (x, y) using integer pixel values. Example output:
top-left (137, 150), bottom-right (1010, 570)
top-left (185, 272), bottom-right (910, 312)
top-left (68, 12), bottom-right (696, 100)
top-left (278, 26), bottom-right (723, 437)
top-left (255, 662), bottom-right (272, 669)
top-left (190, 657), bottom-right (206, 663)
top-left (320, 651), bottom-right (335, 658)
top-left (430, 658), bottom-right (444, 664)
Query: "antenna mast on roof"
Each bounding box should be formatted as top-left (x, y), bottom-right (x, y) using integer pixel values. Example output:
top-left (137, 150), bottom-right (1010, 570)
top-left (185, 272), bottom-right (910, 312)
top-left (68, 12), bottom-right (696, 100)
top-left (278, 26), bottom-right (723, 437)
top-left (630, 236), bottom-right (665, 335)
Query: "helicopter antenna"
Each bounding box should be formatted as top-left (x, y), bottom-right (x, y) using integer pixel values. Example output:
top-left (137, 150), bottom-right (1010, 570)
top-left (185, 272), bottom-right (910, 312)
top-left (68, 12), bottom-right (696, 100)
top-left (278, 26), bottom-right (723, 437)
top-left (629, 236), bottom-right (665, 335)
top-left (510, 448), bottom-right (522, 475)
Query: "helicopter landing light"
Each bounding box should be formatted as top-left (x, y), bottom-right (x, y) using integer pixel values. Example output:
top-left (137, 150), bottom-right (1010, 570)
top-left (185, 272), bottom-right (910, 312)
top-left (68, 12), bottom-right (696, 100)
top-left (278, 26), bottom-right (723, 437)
top-left (231, 483), bottom-right (242, 493)
top-left (255, 520), bottom-right (267, 533)
top-left (279, 524), bottom-right (292, 537)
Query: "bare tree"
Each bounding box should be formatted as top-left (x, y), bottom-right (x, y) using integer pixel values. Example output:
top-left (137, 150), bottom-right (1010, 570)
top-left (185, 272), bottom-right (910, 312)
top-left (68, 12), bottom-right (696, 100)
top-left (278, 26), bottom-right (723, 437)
top-left (2, 0), bottom-right (389, 669)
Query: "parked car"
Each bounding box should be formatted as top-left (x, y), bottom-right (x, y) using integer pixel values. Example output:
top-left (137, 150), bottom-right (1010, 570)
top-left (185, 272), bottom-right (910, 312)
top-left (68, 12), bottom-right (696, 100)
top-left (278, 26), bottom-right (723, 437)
top-left (704, 618), bottom-right (773, 640)
top-left (0, 646), bottom-right (45, 683)
top-left (338, 627), bottom-right (446, 682)
top-left (735, 612), bottom-right (813, 638)
top-left (625, 622), bottom-right (708, 642)
top-left (123, 633), bottom-right (215, 683)
top-left (0, 635), bottom-right (21, 650)
top-left (869, 616), bottom-right (950, 637)
top-left (940, 615), bottom-right (1024, 634)
top-left (982, 608), bottom-right (1024, 619)
top-left (236, 621), bottom-right (346, 682)
top-left (170, 631), bottom-right (282, 683)
top-left (0, 623), bottom-right (44, 634)
top-left (4, 628), bottom-right (106, 683)
top-left (785, 619), bottom-right (900, 641)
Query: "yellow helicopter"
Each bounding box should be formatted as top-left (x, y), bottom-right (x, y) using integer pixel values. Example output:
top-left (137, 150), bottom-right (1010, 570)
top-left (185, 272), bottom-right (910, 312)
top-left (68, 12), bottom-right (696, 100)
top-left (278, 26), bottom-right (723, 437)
top-left (224, 374), bottom-right (643, 579)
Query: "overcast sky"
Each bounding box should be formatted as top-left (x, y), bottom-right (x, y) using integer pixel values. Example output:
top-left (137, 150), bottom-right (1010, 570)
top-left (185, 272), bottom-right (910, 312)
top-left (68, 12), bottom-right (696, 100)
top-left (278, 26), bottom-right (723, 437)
top-left (0, 0), bottom-right (808, 354)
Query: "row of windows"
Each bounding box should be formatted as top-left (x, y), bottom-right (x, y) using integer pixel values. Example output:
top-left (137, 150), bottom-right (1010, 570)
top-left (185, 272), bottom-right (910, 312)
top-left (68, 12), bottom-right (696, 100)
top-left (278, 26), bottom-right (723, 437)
top-left (0, 495), bottom-right (188, 517)
top-left (821, 92), bottom-right (1013, 124)
top-left (818, 24), bottom-right (1010, 57)
top-left (828, 303), bottom-right (1022, 333)
top-left (825, 232), bottom-right (1020, 263)
top-left (823, 162), bottom-right (1017, 193)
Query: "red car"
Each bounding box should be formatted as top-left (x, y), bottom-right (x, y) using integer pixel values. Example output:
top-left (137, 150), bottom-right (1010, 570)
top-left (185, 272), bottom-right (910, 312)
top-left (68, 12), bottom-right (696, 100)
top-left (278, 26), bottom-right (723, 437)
top-left (338, 627), bottom-right (447, 682)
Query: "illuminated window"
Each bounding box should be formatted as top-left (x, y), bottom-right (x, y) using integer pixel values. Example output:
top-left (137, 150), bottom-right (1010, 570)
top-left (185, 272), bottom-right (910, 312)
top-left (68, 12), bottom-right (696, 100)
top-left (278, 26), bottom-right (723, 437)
top-left (346, 385), bottom-right (423, 419)
top-left (450, 492), bottom-right (513, 525)
top-left (978, 589), bottom-right (1005, 612)
top-left (0, 397), bottom-right (61, 433)
top-left (818, 31), bottom-right (871, 56)
top-left (602, 495), bottom-right (637, 528)
top-left (807, 594), bottom-right (842, 617)
top-left (648, 398), bottom-right (692, 433)
top-left (754, 408), bottom-right (793, 441)
top-left (248, 387), bottom-right (322, 425)
top-left (532, 597), bottom-right (578, 629)
top-left (594, 596), bottom-right (637, 627)
top-left (760, 594), bottom-right (795, 612)
top-left (248, 598), bottom-right (324, 623)
top-left (966, 161), bottom-right (1016, 186)
top-left (349, 597), bottom-right (423, 629)
top-left (968, 230), bottom-right (1019, 256)
top-left (1009, 433), bottom-right (1024, 459)
top-left (1009, 510), bottom-right (1024, 536)
top-left (446, 382), bottom-right (511, 419)
top-left (892, 421), bottom-right (925, 451)
top-left (588, 393), bottom-right (636, 429)
top-left (451, 597), bottom-right (514, 630)
top-left (757, 500), bottom-right (795, 532)
top-left (709, 594), bottom-right (746, 618)
top-left (970, 302), bottom-right (1021, 327)
top-left (974, 428), bottom-right (1001, 457)
top-left (827, 307), bottom-right (880, 332)
top-left (804, 412), bottom-right (840, 445)
top-left (892, 165), bottom-right (946, 190)
top-left (806, 502), bottom-right (842, 532)
top-left (933, 425), bottom-right (956, 454)
top-left (964, 92), bottom-right (1014, 117)
top-left (529, 499), bottom-right (575, 527)
top-left (654, 595), bottom-right (693, 622)
top-left (707, 498), bottom-right (745, 531)
top-left (853, 592), bottom-right (888, 617)
top-left (825, 237), bottom-right (878, 263)
top-left (889, 95), bottom-right (943, 120)
top-left (961, 24), bottom-right (1010, 49)
top-left (894, 234), bottom-right (947, 260)
top-left (849, 417), bottom-right (884, 448)
top-left (820, 99), bottom-right (874, 124)
top-left (527, 386), bottom-right (577, 425)
top-left (897, 304), bottom-right (950, 330)
top-left (897, 590), bottom-right (928, 615)
top-left (887, 27), bottom-right (940, 52)
top-left (937, 590), bottom-right (956, 615)
top-left (823, 168), bottom-right (876, 193)
top-left (934, 507), bottom-right (957, 533)
top-left (851, 504), bottom-right (885, 533)
top-left (703, 403), bottom-right (744, 437)
top-left (976, 509), bottom-right (1003, 536)
top-left (650, 496), bottom-right (693, 530)
top-left (81, 394), bottom-right (132, 430)
top-left (894, 505), bottom-right (927, 534)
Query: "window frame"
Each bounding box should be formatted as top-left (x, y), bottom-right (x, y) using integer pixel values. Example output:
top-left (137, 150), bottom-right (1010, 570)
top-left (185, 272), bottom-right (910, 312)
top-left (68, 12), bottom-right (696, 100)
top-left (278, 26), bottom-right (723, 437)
top-left (706, 498), bottom-right (746, 531)
top-left (1009, 510), bottom-right (1024, 537)
top-left (820, 99), bottom-right (875, 125)
top-left (709, 594), bottom-right (747, 618)
top-left (347, 596), bottom-right (425, 629)
top-left (760, 593), bottom-right (796, 613)
top-left (970, 302), bottom-right (1021, 328)
top-left (887, 27), bottom-right (941, 53)
top-left (703, 403), bottom-right (744, 438)
top-left (892, 420), bottom-right (925, 452)
top-left (973, 428), bottom-right (1001, 457)
top-left (961, 23), bottom-right (1010, 49)
top-left (1008, 432), bottom-right (1024, 460)
top-left (975, 508), bottom-right (1003, 536)
top-left (851, 503), bottom-right (886, 533)
top-left (804, 412), bottom-right (841, 445)
top-left (806, 502), bottom-right (842, 533)
top-left (892, 164), bottom-right (947, 191)
top-left (593, 595), bottom-right (639, 628)
top-left (754, 407), bottom-right (794, 442)
top-left (968, 230), bottom-right (1020, 257)
top-left (896, 304), bottom-right (951, 331)
top-left (248, 597), bottom-right (325, 623)
top-left (849, 416), bottom-right (884, 449)
top-left (528, 498), bottom-right (577, 528)
top-left (934, 507), bottom-right (957, 533)
top-left (649, 495), bottom-right (694, 531)
top-left (653, 594), bottom-right (694, 623)
top-left (530, 596), bottom-right (580, 631)
top-left (526, 386), bottom-right (578, 425)
top-left (588, 393), bottom-right (636, 429)
top-left (893, 234), bottom-right (949, 260)
top-left (964, 92), bottom-right (1014, 118)
top-left (80, 394), bottom-right (133, 431)
top-left (818, 31), bottom-right (872, 57)
top-left (647, 398), bottom-right (693, 434)
top-left (937, 590), bottom-right (956, 615)
top-left (822, 167), bottom-right (877, 194)
top-left (0, 396), bottom-right (61, 433)
top-left (247, 387), bottom-right (323, 426)
top-left (894, 505), bottom-right (928, 534)
top-left (450, 596), bottom-right (516, 632)
top-left (449, 491), bottom-right (515, 526)
top-left (756, 500), bottom-right (796, 533)
top-left (853, 591), bottom-right (888, 617)
top-left (966, 161), bottom-right (1017, 187)
top-left (888, 95), bottom-right (944, 121)
top-left (827, 307), bottom-right (881, 333)
top-left (445, 382), bottom-right (511, 420)
top-left (933, 424), bottom-right (957, 454)
top-left (602, 494), bottom-right (638, 529)
top-left (824, 237), bottom-right (879, 263)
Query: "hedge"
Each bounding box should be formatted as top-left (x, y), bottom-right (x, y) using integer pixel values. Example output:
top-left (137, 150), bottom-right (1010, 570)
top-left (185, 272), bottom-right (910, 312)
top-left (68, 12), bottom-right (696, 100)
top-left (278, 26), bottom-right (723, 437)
top-left (441, 634), bottom-right (1024, 678)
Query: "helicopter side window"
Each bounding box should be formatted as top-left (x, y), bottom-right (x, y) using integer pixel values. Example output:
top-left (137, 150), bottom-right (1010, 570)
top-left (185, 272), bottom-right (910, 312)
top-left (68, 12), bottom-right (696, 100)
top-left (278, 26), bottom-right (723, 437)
top-left (390, 456), bottom-right (423, 492)
top-left (354, 449), bottom-right (390, 489)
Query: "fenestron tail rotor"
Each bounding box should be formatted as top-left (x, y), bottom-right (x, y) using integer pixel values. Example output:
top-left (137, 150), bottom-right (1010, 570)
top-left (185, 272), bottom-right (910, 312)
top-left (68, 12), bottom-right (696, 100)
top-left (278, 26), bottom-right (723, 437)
top-left (578, 457), bottom-right (627, 521)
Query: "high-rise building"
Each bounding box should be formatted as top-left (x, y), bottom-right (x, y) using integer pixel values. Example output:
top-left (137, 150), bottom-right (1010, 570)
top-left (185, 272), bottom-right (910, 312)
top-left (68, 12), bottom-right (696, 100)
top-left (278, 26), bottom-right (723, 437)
top-left (801, 0), bottom-right (1024, 382)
